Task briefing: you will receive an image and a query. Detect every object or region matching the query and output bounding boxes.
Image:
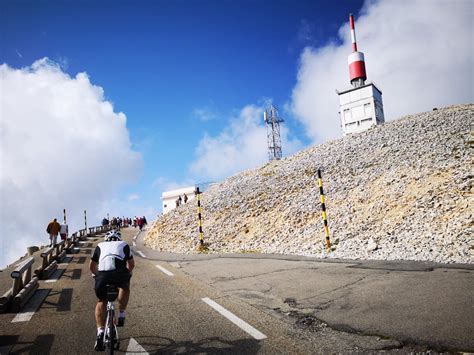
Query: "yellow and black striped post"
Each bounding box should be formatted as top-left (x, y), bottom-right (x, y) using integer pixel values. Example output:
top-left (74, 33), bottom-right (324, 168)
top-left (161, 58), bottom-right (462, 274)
top-left (196, 187), bottom-right (204, 246)
top-left (84, 209), bottom-right (88, 232)
top-left (317, 168), bottom-right (331, 249)
top-left (63, 208), bottom-right (67, 224)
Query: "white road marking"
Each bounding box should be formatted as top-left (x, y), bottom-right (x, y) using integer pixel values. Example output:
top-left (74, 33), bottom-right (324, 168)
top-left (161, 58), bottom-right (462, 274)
top-left (136, 250), bottom-right (147, 258)
top-left (155, 265), bottom-right (174, 276)
top-left (44, 269), bottom-right (65, 283)
top-left (126, 337), bottom-right (148, 354)
top-left (201, 297), bottom-right (267, 340)
top-left (11, 289), bottom-right (50, 323)
top-left (133, 241), bottom-right (136, 247)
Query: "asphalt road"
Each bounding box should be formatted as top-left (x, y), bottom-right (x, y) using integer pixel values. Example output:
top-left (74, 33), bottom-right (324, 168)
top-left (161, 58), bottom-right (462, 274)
top-left (0, 228), bottom-right (320, 354)
top-left (1, 227), bottom-right (473, 354)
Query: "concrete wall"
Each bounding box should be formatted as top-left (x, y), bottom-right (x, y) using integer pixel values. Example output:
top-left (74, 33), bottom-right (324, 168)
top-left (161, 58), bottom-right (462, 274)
top-left (162, 186), bottom-right (196, 214)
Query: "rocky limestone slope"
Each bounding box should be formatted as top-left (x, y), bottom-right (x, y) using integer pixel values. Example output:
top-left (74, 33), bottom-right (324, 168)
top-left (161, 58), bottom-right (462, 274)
top-left (145, 104), bottom-right (473, 264)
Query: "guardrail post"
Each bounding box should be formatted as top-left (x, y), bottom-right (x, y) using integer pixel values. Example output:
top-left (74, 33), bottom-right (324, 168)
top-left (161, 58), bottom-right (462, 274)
top-left (55, 240), bottom-right (66, 262)
top-left (35, 247), bottom-right (57, 279)
top-left (10, 257), bottom-right (39, 312)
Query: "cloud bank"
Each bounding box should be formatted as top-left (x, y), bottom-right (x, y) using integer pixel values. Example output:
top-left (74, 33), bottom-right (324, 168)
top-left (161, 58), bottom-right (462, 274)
top-left (290, 0), bottom-right (473, 143)
top-left (0, 58), bottom-right (142, 267)
top-left (190, 104), bottom-right (302, 181)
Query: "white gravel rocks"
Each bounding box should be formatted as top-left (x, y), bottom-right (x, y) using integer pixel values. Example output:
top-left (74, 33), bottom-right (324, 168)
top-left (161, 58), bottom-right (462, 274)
top-left (145, 104), bottom-right (474, 264)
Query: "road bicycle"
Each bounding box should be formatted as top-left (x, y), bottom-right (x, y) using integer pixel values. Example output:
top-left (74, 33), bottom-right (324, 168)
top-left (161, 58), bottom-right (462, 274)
top-left (103, 284), bottom-right (120, 354)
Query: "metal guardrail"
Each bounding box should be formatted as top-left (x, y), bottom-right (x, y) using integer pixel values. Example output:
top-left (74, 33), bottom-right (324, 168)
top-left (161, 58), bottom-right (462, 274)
top-left (1, 223), bottom-right (113, 313)
top-left (0, 257), bottom-right (39, 312)
top-left (35, 246), bottom-right (57, 280)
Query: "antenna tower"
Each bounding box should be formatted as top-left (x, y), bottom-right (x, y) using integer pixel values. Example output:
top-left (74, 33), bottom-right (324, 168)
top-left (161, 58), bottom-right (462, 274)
top-left (263, 105), bottom-right (284, 161)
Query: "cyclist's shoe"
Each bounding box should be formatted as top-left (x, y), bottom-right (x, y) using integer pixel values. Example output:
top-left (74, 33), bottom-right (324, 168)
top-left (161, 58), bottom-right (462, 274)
top-left (118, 316), bottom-right (125, 327)
top-left (94, 333), bottom-right (105, 351)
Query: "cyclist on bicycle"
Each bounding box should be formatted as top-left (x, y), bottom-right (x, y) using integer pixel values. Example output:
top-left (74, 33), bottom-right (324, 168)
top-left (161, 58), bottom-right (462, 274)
top-left (90, 230), bottom-right (134, 351)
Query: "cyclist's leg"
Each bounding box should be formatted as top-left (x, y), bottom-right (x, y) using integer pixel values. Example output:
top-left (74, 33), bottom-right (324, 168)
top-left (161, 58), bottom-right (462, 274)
top-left (94, 273), bottom-right (108, 328)
top-left (116, 271), bottom-right (131, 311)
top-left (95, 300), bottom-right (107, 327)
top-left (117, 288), bottom-right (129, 311)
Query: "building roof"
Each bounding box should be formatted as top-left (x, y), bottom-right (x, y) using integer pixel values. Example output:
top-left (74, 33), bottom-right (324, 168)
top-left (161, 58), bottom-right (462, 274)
top-left (161, 186), bottom-right (196, 200)
top-left (336, 81), bottom-right (382, 95)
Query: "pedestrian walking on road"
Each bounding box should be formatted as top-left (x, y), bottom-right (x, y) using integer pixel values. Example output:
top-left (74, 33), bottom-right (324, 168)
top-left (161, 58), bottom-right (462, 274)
top-left (183, 193), bottom-right (188, 204)
top-left (178, 195), bottom-right (182, 205)
top-left (46, 218), bottom-right (61, 246)
top-left (60, 221), bottom-right (68, 241)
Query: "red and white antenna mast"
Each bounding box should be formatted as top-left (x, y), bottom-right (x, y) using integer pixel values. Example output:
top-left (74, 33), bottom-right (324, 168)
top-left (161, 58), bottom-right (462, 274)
top-left (348, 14), bottom-right (367, 87)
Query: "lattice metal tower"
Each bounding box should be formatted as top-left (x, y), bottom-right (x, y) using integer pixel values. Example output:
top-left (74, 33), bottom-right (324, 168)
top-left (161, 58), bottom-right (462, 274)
top-left (263, 105), bottom-right (284, 161)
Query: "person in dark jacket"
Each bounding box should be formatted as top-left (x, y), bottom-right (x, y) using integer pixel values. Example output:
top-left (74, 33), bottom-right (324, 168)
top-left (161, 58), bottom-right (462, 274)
top-left (46, 218), bottom-right (61, 246)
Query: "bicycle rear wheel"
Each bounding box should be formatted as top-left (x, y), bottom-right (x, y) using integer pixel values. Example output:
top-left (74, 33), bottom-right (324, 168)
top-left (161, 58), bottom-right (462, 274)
top-left (105, 312), bottom-right (116, 354)
top-left (105, 331), bottom-right (115, 355)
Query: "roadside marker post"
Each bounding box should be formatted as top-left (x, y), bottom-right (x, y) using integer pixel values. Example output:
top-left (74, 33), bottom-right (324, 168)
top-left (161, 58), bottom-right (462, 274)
top-left (196, 187), bottom-right (204, 247)
top-left (317, 168), bottom-right (331, 250)
top-left (63, 209), bottom-right (67, 224)
top-left (84, 210), bottom-right (87, 233)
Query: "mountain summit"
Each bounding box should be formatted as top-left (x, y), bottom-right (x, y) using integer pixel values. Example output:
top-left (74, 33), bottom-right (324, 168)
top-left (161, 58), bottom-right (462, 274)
top-left (145, 104), bottom-right (473, 264)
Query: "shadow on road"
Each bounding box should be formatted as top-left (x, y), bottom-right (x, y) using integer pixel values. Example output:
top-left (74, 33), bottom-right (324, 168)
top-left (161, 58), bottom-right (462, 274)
top-left (41, 288), bottom-right (73, 312)
top-left (62, 268), bottom-right (82, 280)
top-left (1, 334), bottom-right (55, 354)
top-left (125, 336), bottom-right (262, 354)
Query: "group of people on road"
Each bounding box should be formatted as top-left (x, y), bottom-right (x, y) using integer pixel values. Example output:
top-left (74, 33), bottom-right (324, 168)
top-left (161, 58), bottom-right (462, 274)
top-left (101, 217), bottom-right (134, 229)
top-left (175, 193), bottom-right (188, 207)
top-left (132, 216), bottom-right (147, 231)
top-left (46, 218), bottom-right (68, 247)
top-left (47, 213), bottom-right (150, 247)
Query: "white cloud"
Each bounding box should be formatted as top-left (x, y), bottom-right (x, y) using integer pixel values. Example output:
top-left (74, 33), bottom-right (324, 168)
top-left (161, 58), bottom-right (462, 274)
top-left (189, 104), bottom-right (303, 181)
top-left (127, 194), bottom-right (140, 201)
top-left (192, 106), bottom-right (218, 122)
top-left (0, 58), bottom-right (142, 267)
top-left (290, 0), bottom-right (474, 143)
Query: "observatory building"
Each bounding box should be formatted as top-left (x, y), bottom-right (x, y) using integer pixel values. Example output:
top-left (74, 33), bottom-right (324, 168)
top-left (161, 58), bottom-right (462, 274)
top-left (337, 14), bottom-right (384, 135)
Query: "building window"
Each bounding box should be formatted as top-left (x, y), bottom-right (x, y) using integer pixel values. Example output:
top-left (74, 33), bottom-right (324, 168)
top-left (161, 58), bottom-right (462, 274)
top-left (343, 108), bottom-right (350, 120)
top-left (364, 102), bottom-right (371, 116)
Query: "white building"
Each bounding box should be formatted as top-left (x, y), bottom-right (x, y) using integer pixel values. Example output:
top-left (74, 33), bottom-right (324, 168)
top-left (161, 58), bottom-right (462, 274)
top-left (161, 186), bottom-right (196, 214)
top-left (337, 82), bottom-right (384, 135)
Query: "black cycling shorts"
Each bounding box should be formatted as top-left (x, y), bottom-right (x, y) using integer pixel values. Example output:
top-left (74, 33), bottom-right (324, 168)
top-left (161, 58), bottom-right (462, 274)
top-left (94, 271), bottom-right (131, 301)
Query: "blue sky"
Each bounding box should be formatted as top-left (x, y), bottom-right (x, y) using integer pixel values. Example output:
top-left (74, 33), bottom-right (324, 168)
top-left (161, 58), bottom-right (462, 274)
top-left (1, 0), bottom-right (362, 214)
top-left (1, 0), bottom-right (472, 267)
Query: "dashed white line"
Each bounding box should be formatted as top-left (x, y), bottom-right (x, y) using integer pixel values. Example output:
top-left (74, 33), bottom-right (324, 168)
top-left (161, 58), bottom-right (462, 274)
top-left (155, 265), bottom-right (174, 276)
top-left (44, 269), bottom-right (65, 283)
top-left (136, 250), bottom-right (147, 258)
top-left (201, 297), bottom-right (267, 340)
top-left (11, 289), bottom-right (50, 323)
top-left (133, 241), bottom-right (136, 247)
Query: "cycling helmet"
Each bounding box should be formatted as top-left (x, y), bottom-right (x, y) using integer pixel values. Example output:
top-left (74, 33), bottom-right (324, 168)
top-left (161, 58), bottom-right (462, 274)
top-left (104, 230), bottom-right (122, 241)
